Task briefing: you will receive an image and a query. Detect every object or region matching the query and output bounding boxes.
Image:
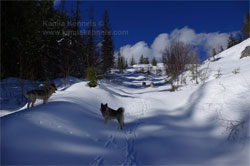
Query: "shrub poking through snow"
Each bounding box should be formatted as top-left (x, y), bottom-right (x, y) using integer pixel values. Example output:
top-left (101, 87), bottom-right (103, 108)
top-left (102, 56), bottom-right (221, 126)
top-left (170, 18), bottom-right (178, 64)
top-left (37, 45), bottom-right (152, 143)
top-left (214, 69), bottom-right (222, 79)
top-left (86, 67), bottom-right (98, 87)
top-left (199, 60), bottom-right (211, 83)
top-left (189, 50), bottom-right (200, 84)
top-left (156, 68), bottom-right (162, 75)
top-left (189, 65), bottom-right (200, 84)
top-left (232, 68), bottom-right (240, 74)
top-left (140, 68), bottom-right (145, 73)
top-left (211, 48), bottom-right (216, 60)
top-left (216, 116), bottom-right (248, 142)
top-left (181, 77), bottom-right (187, 85)
top-left (227, 120), bottom-right (247, 141)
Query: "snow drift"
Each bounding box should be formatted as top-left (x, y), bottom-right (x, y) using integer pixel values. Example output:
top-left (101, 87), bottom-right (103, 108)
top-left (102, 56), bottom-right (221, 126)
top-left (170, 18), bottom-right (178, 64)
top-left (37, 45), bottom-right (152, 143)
top-left (1, 39), bottom-right (250, 165)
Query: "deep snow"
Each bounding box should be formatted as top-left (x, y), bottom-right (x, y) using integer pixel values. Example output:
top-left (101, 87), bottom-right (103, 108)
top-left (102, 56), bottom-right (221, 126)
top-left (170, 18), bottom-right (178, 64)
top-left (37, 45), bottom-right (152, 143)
top-left (1, 39), bottom-right (250, 165)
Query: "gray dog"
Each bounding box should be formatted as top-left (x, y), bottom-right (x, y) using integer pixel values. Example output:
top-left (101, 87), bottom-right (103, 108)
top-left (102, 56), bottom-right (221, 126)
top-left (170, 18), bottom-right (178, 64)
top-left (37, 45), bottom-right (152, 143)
top-left (24, 83), bottom-right (57, 108)
top-left (100, 103), bottom-right (125, 130)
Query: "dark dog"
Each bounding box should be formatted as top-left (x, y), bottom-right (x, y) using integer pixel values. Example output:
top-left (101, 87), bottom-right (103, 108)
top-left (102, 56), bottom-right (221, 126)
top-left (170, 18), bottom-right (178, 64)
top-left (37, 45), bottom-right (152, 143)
top-left (100, 103), bottom-right (125, 130)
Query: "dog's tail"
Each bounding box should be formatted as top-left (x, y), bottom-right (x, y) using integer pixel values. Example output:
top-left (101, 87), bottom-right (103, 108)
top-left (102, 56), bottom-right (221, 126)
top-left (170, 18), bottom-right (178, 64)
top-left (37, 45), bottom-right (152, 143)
top-left (117, 107), bottom-right (125, 114)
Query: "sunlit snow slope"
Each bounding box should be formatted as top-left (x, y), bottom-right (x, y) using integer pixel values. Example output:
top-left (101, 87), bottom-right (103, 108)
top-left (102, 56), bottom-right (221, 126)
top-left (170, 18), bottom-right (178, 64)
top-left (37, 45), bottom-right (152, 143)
top-left (1, 39), bottom-right (250, 165)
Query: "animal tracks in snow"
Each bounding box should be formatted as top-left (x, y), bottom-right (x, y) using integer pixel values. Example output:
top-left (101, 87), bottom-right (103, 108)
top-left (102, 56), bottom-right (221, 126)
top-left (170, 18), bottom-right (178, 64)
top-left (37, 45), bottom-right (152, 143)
top-left (126, 98), bottom-right (152, 118)
top-left (90, 97), bottom-right (151, 165)
top-left (91, 156), bottom-right (104, 166)
top-left (104, 135), bottom-right (118, 148)
top-left (122, 120), bottom-right (140, 165)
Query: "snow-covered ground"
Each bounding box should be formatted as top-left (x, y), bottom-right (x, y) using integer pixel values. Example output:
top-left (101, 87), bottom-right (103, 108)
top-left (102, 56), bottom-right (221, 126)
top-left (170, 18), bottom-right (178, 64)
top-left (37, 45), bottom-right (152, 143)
top-left (1, 39), bottom-right (250, 165)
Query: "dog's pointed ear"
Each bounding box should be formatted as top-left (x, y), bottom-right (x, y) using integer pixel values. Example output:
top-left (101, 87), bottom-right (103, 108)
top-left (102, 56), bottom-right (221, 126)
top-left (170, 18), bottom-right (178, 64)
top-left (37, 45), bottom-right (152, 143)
top-left (51, 83), bottom-right (57, 91)
top-left (105, 103), bottom-right (108, 107)
top-left (101, 103), bottom-right (103, 106)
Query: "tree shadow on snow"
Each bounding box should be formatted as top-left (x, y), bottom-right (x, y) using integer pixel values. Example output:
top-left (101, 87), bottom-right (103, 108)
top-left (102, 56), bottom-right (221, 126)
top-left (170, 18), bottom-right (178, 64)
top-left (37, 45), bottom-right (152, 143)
top-left (123, 82), bottom-right (249, 165)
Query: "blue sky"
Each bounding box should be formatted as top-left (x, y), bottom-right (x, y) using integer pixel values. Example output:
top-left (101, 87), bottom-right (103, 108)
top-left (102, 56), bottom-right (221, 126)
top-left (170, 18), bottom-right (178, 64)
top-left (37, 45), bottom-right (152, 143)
top-left (55, 0), bottom-right (249, 61)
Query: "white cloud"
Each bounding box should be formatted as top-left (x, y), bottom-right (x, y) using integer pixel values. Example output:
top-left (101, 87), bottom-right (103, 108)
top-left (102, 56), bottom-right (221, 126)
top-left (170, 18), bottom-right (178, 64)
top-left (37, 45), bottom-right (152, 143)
top-left (119, 41), bottom-right (152, 64)
top-left (201, 32), bottom-right (230, 54)
top-left (151, 33), bottom-right (170, 62)
top-left (118, 26), bottom-right (231, 64)
top-left (170, 27), bottom-right (199, 45)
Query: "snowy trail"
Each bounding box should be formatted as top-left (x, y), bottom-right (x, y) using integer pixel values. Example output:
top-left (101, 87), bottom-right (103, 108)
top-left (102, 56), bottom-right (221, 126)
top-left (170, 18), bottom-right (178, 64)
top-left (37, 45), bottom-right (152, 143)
top-left (122, 97), bottom-right (152, 165)
top-left (89, 91), bottom-right (152, 165)
top-left (1, 39), bottom-right (250, 165)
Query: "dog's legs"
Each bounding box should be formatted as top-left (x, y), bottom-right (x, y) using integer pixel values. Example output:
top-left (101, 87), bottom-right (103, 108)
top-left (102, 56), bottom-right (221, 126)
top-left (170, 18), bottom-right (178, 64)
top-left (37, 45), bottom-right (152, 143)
top-left (122, 121), bottom-right (125, 129)
top-left (120, 116), bottom-right (125, 129)
top-left (120, 123), bottom-right (123, 130)
top-left (118, 118), bottom-right (123, 130)
top-left (43, 97), bottom-right (49, 104)
top-left (45, 98), bottom-right (49, 104)
top-left (31, 99), bottom-right (36, 107)
top-left (27, 101), bottom-right (30, 108)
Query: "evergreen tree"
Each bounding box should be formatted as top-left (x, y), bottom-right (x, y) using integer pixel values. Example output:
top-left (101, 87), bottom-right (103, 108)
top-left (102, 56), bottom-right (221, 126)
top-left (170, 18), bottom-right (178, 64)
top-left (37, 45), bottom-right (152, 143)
top-left (236, 32), bottom-right (243, 44)
top-left (2, 1), bottom-right (57, 80)
top-left (219, 46), bottom-right (224, 53)
top-left (86, 67), bottom-right (98, 87)
top-left (57, 8), bottom-right (82, 80)
top-left (211, 48), bottom-right (216, 60)
top-left (242, 12), bottom-right (250, 39)
top-left (74, 0), bottom-right (80, 35)
top-left (69, 0), bottom-right (86, 77)
top-left (152, 57), bottom-right (157, 66)
top-left (227, 34), bottom-right (236, 48)
top-left (139, 55), bottom-right (144, 64)
top-left (120, 57), bottom-right (126, 73)
top-left (130, 56), bottom-right (135, 66)
top-left (117, 51), bottom-right (125, 73)
top-left (2, 2), bottom-right (28, 78)
top-left (86, 8), bottom-right (97, 68)
top-left (60, 0), bottom-right (66, 13)
top-left (144, 57), bottom-right (149, 64)
top-left (101, 10), bottom-right (114, 74)
top-left (2, 1), bottom-right (117, 81)
top-left (36, 0), bottom-right (72, 80)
